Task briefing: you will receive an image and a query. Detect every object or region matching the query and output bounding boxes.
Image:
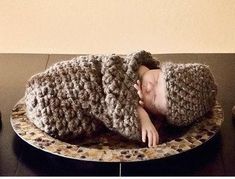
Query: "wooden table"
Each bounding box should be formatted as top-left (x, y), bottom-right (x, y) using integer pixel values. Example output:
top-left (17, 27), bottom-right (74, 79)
top-left (0, 53), bottom-right (235, 176)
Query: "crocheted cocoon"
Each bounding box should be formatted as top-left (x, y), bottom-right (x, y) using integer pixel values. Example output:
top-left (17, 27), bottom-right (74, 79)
top-left (25, 50), bottom-right (160, 142)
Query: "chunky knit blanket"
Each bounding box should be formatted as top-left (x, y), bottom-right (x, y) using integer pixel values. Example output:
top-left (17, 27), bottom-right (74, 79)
top-left (25, 50), bottom-right (160, 142)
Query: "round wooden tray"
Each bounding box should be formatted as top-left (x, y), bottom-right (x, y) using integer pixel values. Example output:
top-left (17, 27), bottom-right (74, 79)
top-left (10, 97), bottom-right (224, 162)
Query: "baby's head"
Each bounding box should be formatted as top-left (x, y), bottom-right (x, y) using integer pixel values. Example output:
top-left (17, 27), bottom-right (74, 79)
top-left (141, 62), bottom-right (217, 126)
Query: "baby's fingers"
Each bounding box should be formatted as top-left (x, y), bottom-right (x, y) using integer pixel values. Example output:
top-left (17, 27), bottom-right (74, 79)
top-left (133, 84), bottom-right (139, 90)
top-left (139, 100), bottom-right (144, 106)
top-left (142, 129), bottom-right (147, 143)
top-left (134, 84), bottom-right (143, 99)
top-left (152, 131), bottom-right (157, 147)
top-left (137, 80), bottom-right (143, 90)
top-left (137, 80), bottom-right (141, 87)
top-left (138, 91), bottom-right (143, 99)
top-left (147, 131), bottom-right (153, 148)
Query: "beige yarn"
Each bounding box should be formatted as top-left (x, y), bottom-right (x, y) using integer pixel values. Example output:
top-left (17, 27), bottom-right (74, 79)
top-left (25, 50), bottom-right (218, 142)
top-left (25, 50), bottom-right (160, 142)
top-left (161, 62), bottom-right (218, 127)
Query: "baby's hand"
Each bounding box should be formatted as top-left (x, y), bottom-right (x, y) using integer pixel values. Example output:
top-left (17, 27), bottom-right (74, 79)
top-left (137, 106), bottom-right (159, 147)
top-left (141, 116), bottom-right (159, 148)
top-left (134, 80), bottom-right (144, 106)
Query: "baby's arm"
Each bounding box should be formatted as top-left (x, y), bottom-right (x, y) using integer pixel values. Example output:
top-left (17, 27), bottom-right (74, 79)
top-left (134, 80), bottom-right (159, 147)
top-left (137, 105), bottom-right (159, 147)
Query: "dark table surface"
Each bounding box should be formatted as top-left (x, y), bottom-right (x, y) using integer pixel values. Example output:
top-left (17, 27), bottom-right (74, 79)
top-left (0, 53), bottom-right (235, 176)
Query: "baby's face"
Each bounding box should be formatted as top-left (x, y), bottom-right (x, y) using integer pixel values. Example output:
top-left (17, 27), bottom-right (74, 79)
top-left (141, 69), bottom-right (168, 115)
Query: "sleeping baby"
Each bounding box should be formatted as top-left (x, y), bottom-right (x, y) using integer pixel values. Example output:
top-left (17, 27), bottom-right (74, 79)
top-left (24, 50), bottom-right (217, 148)
top-left (134, 62), bottom-right (217, 147)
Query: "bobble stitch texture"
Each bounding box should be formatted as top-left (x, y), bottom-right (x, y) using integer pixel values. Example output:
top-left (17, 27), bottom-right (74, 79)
top-left (161, 62), bottom-right (218, 127)
top-left (25, 50), bottom-right (160, 141)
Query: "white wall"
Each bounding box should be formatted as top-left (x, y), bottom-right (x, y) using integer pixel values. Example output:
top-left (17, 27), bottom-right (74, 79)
top-left (0, 0), bottom-right (235, 54)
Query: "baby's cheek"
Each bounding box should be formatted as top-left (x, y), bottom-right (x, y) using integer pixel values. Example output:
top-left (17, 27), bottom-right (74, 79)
top-left (142, 94), bottom-right (154, 109)
top-left (142, 93), bottom-right (149, 103)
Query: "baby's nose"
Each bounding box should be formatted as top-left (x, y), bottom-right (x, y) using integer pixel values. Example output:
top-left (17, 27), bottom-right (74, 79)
top-left (145, 82), bottom-right (154, 93)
